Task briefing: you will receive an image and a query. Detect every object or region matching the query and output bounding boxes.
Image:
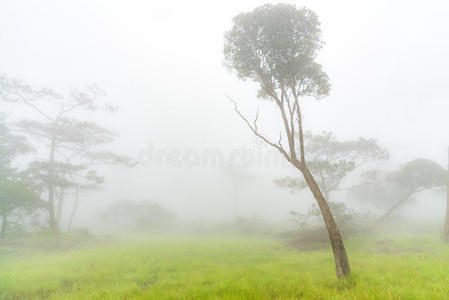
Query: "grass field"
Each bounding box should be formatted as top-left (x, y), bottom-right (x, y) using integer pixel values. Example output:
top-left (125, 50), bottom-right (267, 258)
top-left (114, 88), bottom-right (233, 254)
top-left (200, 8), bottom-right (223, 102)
top-left (0, 232), bottom-right (449, 299)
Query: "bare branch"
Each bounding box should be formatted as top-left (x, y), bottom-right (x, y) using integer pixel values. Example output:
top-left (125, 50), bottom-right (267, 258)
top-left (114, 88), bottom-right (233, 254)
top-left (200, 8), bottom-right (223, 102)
top-left (226, 95), bottom-right (291, 162)
top-left (7, 90), bottom-right (56, 122)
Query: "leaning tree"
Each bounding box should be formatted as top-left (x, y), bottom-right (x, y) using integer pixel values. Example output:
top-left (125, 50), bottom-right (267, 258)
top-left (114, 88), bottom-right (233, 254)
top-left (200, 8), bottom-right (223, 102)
top-left (224, 4), bottom-right (350, 278)
top-left (378, 159), bottom-right (447, 225)
top-left (352, 159), bottom-right (447, 228)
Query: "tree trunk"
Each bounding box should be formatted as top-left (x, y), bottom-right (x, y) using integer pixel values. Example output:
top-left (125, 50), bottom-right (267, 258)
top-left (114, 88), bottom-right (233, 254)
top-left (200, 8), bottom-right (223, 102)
top-left (48, 188), bottom-right (57, 232)
top-left (301, 166), bottom-right (350, 278)
top-left (293, 99), bottom-right (350, 278)
top-left (1, 211), bottom-right (8, 237)
top-left (56, 188), bottom-right (65, 228)
top-left (67, 186), bottom-right (79, 230)
top-left (441, 147), bottom-right (449, 242)
top-left (442, 189), bottom-right (449, 242)
top-left (48, 137), bottom-right (58, 232)
top-left (369, 189), bottom-right (415, 230)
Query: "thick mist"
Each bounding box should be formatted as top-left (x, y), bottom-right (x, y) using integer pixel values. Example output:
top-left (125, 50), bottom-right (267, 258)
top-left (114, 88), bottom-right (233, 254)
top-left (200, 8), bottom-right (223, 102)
top-left (3, 1), bottom-right (449, 298)
top-left (1, 0), bottom-right (448, 229)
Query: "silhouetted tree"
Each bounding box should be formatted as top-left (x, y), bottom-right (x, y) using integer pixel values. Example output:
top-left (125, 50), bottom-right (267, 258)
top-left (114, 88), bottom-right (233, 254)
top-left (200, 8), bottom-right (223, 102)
top-left (0, 76), bottom-right (133, 232)
top-left (100, 201), bottom-right (177, 230)
top-left (358, 159), bottom-right (447, 228)
top-left (222, 161), bottom-right (256, 218)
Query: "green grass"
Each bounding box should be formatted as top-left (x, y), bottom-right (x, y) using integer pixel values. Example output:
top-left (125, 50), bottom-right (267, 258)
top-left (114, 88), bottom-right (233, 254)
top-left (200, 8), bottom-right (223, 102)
top-left (1, 233), bottom-right (449, 299)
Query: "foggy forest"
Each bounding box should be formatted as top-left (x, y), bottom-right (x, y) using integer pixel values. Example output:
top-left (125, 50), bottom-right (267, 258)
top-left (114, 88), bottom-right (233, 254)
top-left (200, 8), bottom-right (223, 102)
top-left (1, 1), bottom-right (449, 299)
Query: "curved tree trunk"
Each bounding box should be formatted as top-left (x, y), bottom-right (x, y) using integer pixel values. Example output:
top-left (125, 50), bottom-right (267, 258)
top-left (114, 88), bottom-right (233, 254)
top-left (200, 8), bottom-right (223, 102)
top-left (301, 166), bottom-right (350, 278)
top-left (229, 73), bottom-right (351, 278)
top-left (294, 100), bottom-right (350, 278)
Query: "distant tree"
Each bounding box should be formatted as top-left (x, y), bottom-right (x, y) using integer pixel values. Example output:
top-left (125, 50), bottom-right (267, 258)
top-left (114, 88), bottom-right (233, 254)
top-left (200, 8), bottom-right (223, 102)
top-left (0, 171), bottom-right (42, 236)
top-left (63, 171), bottom-right (103, 231)
top-left (290, 201), bottom-right (356, 231)
top-left (224, 4), bottom-right (350, 277)
top-left (222, 161), bottom-right (256, 218)
top-left (0, 117), bottom-right (41, 237)
top-left (348, 178), bottom-right (403, 210)
top-left (353, 159), bottom-right (447, 228)
top-left (28, 160), bottom-right (103, 229)
top-left (100, 201), bottom-right (177, 230)
top-left (274, 131), bottom-right (388, 199)
top-left (0, 114), bottom-right (31, 165)
top-left (0, 76), bottom-right (133, 232)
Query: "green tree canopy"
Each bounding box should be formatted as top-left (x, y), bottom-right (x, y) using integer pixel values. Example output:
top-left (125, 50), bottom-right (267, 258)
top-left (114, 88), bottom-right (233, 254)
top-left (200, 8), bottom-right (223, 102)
top-left (224, 3), bottom-right (330, 100)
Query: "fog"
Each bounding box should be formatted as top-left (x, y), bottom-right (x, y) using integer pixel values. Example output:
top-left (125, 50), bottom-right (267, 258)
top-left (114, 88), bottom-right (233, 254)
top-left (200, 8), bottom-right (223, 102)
top-left (1, 0), bottom-right (448, 230)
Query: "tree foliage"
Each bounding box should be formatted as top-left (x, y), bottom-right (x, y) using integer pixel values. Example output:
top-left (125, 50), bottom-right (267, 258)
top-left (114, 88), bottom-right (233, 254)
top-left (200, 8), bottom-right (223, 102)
top-left (389, 159), bottom-right (447, 193)
top-left (100, 201), bottom-right (177, 230)
top-left (0, 117), bottom-right (42, 236)
top-left (351, 158), bottom-right (447, 227)
top-left (224, 4), bottom-right (351, 277)
top-left (224, 3), bottom-right (330, 100)
top-left (275, 131), bottom-right (388, 198)
top-left (0, 75), bottom-right (133, 232)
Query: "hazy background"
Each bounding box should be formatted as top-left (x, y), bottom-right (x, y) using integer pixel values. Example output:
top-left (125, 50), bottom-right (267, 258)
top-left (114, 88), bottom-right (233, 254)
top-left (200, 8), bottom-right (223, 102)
top-left (1, 0), bottom-right (448, 227)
